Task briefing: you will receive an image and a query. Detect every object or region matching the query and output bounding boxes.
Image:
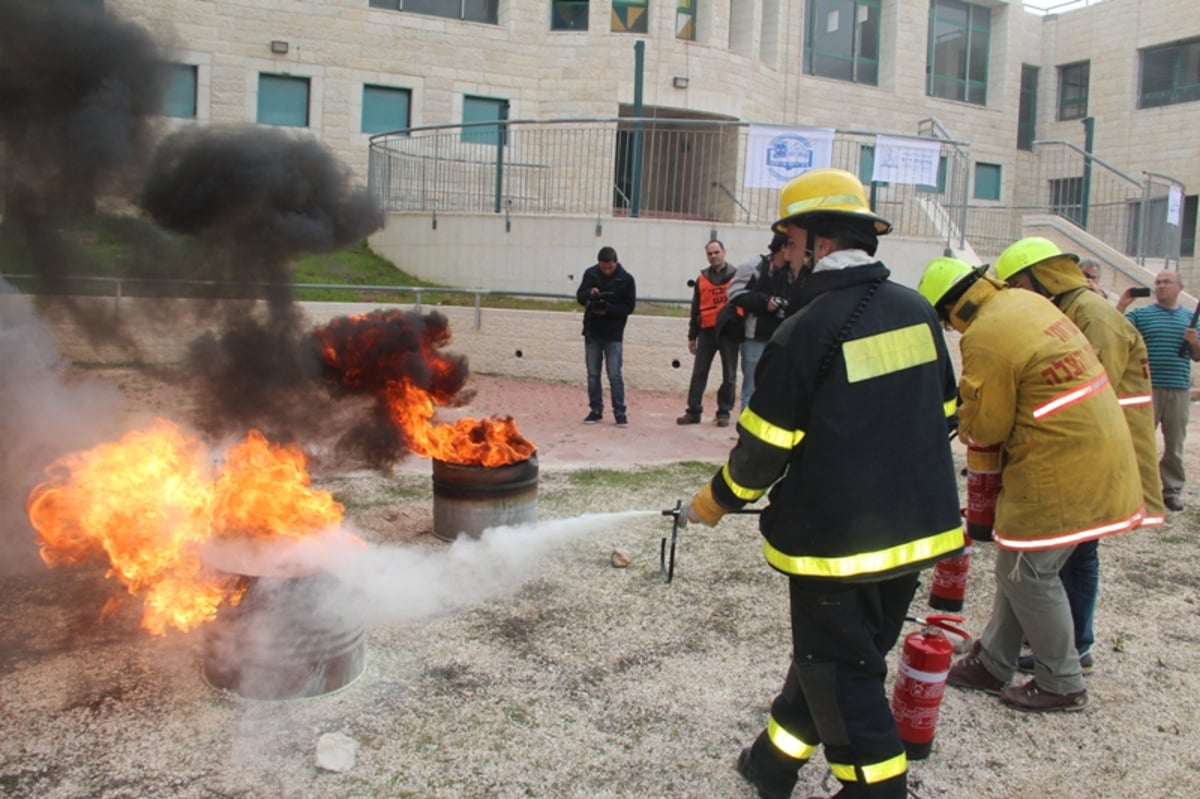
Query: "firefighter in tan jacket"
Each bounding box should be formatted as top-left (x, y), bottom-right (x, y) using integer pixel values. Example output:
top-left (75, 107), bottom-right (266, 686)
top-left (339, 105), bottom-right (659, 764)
top-left (994, 237), bottom-right (1163, 676)
top-left (918, 258), bottom-right (1143, 713)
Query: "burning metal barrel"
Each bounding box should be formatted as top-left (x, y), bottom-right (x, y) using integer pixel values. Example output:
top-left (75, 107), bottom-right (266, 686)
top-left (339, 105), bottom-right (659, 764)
top-left (201, 542), bottom-right (366, 700)
top-left (432, 453), bottom-right (539, 541)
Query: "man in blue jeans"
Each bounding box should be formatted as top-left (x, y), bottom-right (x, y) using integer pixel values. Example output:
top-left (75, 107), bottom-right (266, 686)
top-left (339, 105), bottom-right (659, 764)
top-left (576, 246), bottom-right (637, 427)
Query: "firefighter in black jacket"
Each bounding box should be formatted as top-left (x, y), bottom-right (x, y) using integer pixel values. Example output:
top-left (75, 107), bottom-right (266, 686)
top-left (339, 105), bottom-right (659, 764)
top-left (681, 169), bottom-right (963, 799)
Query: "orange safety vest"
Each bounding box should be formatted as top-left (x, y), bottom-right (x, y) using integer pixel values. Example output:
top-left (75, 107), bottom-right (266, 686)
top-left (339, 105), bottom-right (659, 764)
top-left (697, 273), bottom-right (733, 329)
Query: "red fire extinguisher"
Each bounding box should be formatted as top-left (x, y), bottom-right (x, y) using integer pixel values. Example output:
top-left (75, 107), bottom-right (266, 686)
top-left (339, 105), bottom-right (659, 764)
top-left (928, 529), bottom-right (973, 611)
top-left (891, 614), bottom-right (969, 761)
top-left (964, 443), bottom-right (1002, 541)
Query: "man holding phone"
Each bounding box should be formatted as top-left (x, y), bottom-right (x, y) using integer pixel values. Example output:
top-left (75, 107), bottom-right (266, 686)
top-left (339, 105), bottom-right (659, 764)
top-left (1119, 271), bottom-right (1200, 511)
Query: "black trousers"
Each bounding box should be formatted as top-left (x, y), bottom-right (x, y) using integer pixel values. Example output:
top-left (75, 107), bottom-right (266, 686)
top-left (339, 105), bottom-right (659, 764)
top-left (684, 327), bottom-right (739, 418)
top-left (754, 573), bottom-right (918, 799)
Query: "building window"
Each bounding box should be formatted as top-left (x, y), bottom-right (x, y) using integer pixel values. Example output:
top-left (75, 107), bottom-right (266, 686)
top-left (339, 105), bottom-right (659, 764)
top-left (1139, 37), bottom-right (1200, 109)
top-left (676, 0), bottom-right (695, 41)
top-left (1049, 176), bottom-right (1083, 226)
top-left (804, 0), bottom-right (880, 86)
top-left (368, 0), bottom-right (498, 24)
top-left (1017, 64), bottom-right (1037, 151)
top-left (161, 63), bottom-right (197, 119)
top-left (974, 162), bottom-right (1001, 201)
top-left (1058, 61), bottom-right (1089, 120)
top-left (362, 85), bottom-right (411, 134)
top-left (612, 0), bottom-right (648, 33)
top-left (461, 95), bottom-right (508, 145)
top-left (1182, 195), bottom-right (1198, 258)
top-left (257, 74), bottom-right (309, 127)
top-left (551, 0), bottom-right (588, 29)
top-left (926, 0), bottom-right (990, 105)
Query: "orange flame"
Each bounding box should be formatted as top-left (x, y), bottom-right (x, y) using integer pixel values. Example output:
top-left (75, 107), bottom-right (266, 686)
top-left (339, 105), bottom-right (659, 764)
top-left (385, 379), bottom-right (535, 467)
top-left (26, 419), bottom-right (344, 635)
top-left (311, 309), bottom-right (536, 467)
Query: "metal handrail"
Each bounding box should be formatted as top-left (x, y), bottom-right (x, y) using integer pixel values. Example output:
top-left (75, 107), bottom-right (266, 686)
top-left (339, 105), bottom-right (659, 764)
top-left (1, 274), bottom-right (691, 330)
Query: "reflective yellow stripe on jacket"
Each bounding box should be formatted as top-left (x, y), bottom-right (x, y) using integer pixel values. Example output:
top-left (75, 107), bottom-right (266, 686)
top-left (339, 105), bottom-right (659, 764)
top-left (842, 323), bottom-right (937, 384)
top-left (763, 526), bottom-right (963, 578)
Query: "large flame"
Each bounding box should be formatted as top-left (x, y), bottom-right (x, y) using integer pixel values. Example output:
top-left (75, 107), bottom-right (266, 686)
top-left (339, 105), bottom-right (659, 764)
top-left (312, 309), bottom-right (536, 467)
top-left (26, 419), bottom-right (344, 635)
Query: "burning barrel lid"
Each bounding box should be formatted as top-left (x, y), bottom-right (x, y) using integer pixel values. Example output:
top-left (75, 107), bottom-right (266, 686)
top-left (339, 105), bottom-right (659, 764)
top-left (432, 452), bottom-right (538, 541)
top-left (199, 533), bottom-right (366, 700)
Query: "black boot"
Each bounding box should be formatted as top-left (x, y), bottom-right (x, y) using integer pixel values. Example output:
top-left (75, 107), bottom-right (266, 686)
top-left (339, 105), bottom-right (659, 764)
top-left (735, 733), bottom-right (802, 799)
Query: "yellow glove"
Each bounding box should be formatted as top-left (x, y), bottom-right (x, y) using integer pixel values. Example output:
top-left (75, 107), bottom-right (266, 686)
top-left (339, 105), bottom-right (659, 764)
top-left (684, 483), bottom-right (727, 527)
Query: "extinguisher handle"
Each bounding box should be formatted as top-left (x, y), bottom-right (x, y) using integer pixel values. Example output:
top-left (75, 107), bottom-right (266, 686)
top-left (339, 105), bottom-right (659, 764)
top-left (906, 613), bottom-right (970, 641)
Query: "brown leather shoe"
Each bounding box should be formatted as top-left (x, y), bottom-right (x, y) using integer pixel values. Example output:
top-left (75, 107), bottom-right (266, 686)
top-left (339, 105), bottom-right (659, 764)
top-left (947, 641), bottom-right (1007, 695)
top-left (1001, 679), bottom-right (1088, 712)
top-left (715, 415), bottom-right (730, 427)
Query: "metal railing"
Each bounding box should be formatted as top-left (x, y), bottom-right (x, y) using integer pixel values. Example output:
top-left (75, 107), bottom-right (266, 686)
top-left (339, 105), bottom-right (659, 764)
top-left (965, 139), bottom-right (1184, 265)
top-left (369, 117), bottom-right (973, 242)
top-left (0, 274), bottom-right (691, 329)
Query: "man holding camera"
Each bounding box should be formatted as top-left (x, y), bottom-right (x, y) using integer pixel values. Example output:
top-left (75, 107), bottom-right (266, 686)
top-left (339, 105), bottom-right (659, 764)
top-left (727, 232), bottom-right (792, 413)
top-left (576, 246), bottom-right (637, 427)
top-left (1119, 271), bottom-right (1200, 511)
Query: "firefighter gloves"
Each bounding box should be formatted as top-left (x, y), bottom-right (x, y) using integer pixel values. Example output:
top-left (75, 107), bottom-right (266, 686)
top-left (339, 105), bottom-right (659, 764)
top-left (684, 483), bottom-right (726, 527)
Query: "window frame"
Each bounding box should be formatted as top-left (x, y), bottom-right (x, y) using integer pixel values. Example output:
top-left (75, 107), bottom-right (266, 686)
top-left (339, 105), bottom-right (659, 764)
top-left (1018, 64), bottom-right (1038, 151)
top-left (1057, 60), bottom-right (1089, 121)
top-left (461, 94), bottom-right (509, 146)
top-left (926, 0), bottom-right (990, 106)
top-left (256, 73), bottom-right (310, 128)
top-left (1138, 37), bottom-right (1200, 109)
top-left (368, 0), bottom-right (498, 25)
top-left (676, 0), bottom-right (696, 41)
top-left (803, 0), bottom-right (881, 86)
top-left (362, 84), bottom-right (412, 134)
top-left (161, 62), bottom-right (198, 119)
top-left (612, 0), bottom-right (649, 33)
top-left (973, 162), bottom-right (1001, 201)
top-left (550, 0), bottom-right (589, 30)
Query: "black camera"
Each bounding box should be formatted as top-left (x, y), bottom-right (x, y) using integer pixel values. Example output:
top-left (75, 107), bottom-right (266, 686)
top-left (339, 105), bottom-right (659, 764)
top-left (774, 296), bottom-right (790, 318)
top-left (588, 291), bottom-right (613, 313)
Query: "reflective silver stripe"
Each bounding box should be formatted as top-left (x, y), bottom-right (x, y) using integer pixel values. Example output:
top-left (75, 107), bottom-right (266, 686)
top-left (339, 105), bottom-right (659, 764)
top-left (1031, 372), bottom-right (1109, 419)
top-left (993, 507), bottom-right (1144, 550)
top-left (766, 715), bottom-right (817, 760)
top-left (1117, 393), bottom-right (1152, 407)
top-left (842, 323), bottom-right (937, 384)
top-left (721, 463), bottom-right (766, 502)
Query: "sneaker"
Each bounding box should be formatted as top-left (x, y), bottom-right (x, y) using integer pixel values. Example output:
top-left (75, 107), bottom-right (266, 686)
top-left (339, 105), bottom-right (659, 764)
top-left (676, 413), bottom-right (701, 425)
top-left (947, 641), bottom-right (1007, 695)
top-left (1164, 495), bottom-right (1184, 511)
top-left (1017, 651), bottom-right (1094, 676)
top-left (715, 415), bottom-right (731, 428)
top-left (1000, 679), bottom-right (1088, 713)
top-left (735, 747), bottom-right (796, 799)
top-left (614, 415), bottom-right (628, 428)
top-left (583, 411), bottom-right (603, 424)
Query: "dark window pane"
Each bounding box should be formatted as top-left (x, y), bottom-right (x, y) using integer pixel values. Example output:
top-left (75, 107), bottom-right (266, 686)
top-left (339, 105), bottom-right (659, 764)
top-left (551, 0), bottom-right (589, 30)
top-left (463, 0), bottom-right (497, 23)
top-left (363, 85), bottom-right (410, 133)
top-left (257, 74), bottom-right (308, 127)
top-left (162, 63), bottom-right (197, 118)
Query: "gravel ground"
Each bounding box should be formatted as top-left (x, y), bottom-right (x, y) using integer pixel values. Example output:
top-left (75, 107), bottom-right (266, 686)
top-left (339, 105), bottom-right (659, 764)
top-left (2, 367), bottom-right (1200, 799)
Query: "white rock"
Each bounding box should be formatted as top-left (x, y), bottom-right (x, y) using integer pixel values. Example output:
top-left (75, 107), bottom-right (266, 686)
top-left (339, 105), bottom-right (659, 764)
top-left (315, 732), bottom-right (359, 773)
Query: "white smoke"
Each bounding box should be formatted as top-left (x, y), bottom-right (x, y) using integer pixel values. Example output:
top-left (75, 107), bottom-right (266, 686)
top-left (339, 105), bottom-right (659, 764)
top-left (0, 283), bottom-right (124, 573)
top-left (246, 511), bottom-right (658, 626)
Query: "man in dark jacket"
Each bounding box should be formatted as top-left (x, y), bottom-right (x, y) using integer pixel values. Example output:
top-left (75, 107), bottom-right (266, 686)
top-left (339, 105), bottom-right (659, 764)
top-left (677, 239), bottom-right (740, 427)
top-left (576, 246), bottom-right (636, 427)
top-left (728, 231), bottom-right (792, 413)
top-left (683, 169), bottom-right (962, 799)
